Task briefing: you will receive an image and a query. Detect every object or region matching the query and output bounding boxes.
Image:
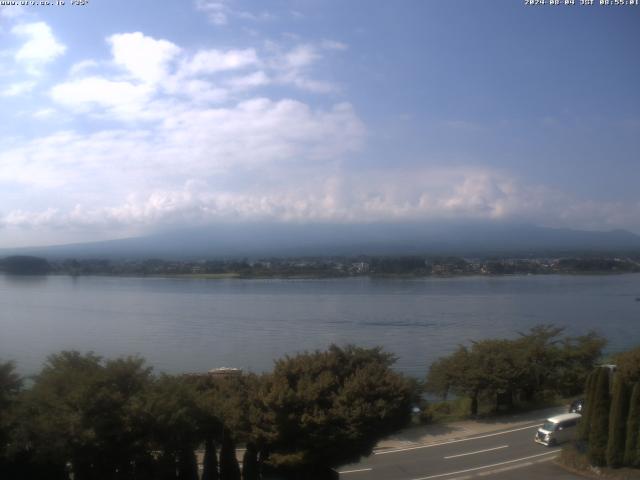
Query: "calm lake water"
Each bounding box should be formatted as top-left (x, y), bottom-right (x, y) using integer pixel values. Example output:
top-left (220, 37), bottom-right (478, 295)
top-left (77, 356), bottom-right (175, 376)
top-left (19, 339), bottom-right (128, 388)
top-left (1, 274), bottom-right (639, 377)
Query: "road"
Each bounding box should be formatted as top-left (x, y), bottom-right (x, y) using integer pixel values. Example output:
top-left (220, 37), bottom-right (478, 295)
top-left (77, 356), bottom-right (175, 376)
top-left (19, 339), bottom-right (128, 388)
top-left (338, 423), bottom-right (583, 480)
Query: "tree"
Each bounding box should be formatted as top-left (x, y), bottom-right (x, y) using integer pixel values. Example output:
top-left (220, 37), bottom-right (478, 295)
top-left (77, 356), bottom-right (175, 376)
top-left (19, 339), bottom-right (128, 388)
top-left (555, 330), bottom-right (606, 397)
top-left (516, 325), bottom-right (564, 400)
top-left (0, 361), bottom-right (22, 476)
top-left (577, 370), bottom-right (597, 442)
top-left (606, 376), bottom-right (630, 468)
top-left (202, 437), bottom-right (219, 480)
top-left (144, 375), bottom-right (202, 480)
top-left (615, 346), bottom-right (640, 384)
top-left (219, 429), bottom-right (241, 480)
top-left (255, 345), bottom-right (413, 474)
top-left (1, 256), bottom-right (51, 275)
top-left (242, 443), bottom-right (259, 480)
top-left (15, 352), bottom-right (154, 480)
top-left (624, 383), bottom-right (640, 467)
top-left (588, 367), bottom-right (611, 466)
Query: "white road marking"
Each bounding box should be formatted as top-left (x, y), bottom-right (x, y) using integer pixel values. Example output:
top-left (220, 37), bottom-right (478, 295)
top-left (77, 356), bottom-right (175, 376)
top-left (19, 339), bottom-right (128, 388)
top-left (375, 424), bottom-right (542, 455)
top-left (409, 449), bottom-right (561, 480)
top-left (444, 445), bottom-right (509, 459)
top-left (338, 467), bottom-right (373, 474)
top-left (477, 462), bottom-right (533, 476)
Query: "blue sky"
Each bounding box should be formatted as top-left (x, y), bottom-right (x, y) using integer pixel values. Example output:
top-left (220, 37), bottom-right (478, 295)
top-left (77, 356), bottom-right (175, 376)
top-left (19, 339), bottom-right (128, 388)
top-left (0, 0), bottom-right (639, 247)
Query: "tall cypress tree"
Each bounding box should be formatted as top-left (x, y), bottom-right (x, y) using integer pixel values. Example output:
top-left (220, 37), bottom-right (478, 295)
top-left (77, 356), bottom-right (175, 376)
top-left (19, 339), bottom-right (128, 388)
top-left (624, 383), bottom-right (640, 467)
top-left (202, 437), bottom-right (220, 480)
top-left (177, 448), bottom-right (199, 480)
top-left (219, 430), bottom-right (241, 480)
top-left (588, 368), bottom-right (611, 466)
top-left (606, 376), bottom-right (630, 468)
top-left (242, 443), bottom-right (259, 480)
top-left (578, 370), bottom-right (597, 442)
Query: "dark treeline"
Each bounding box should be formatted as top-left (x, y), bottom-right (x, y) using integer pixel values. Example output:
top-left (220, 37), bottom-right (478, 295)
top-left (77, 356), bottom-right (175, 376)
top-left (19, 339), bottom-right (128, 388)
top-left (576, 346), bottom-right (640, 469)
top-left (0, 330), bottom-right (633, 478)
top-left (2, 254), bottom-right (640, 277)
top-left (0, 346), bottom-right (414, 480)
top-left (425, 326), bottom-right (606, 415)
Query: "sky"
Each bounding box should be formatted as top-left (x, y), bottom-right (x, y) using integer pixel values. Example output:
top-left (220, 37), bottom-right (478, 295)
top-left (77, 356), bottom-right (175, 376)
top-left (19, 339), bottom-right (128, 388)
top-left (0, 0), bottom-right (639, 248)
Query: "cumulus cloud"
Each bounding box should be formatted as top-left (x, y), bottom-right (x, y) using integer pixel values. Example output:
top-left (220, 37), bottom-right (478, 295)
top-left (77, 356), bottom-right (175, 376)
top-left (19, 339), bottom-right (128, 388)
top-left (48, 32), bottom-right (340, 120)
top-left (5, 166), bottom-right (640, 235)
top-left (12, 22), bottom-right (66, 72)
top-left (179, 48), bottom-right (258, 76)
top-left (108, 32), bottom-right (181, 84)
top-left (1, 80), bottom-right (36, 97)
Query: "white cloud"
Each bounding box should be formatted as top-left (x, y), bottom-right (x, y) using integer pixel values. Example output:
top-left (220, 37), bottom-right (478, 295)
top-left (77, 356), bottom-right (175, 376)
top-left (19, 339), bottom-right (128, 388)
top-left (194, 0), bottom-right (275, 26)
top-left (108, 32), bottom-right (181, 84)
top-left (321, 40), bottom-right (348, 51)
top-left (179, 48), bottom-right (258, 76)
top-left (69, 59), bottom-right (99, 76)
top-left (1, 80), bottom-right (36, 97)
top-left (0, 5), bottom-right (25, 19)
top-left (5, 166), bottom-right (640, 235)
top-left (226, 70), bottom-right (269, 90)
top-left (195, 0), bottom-right (230, 25)
top-left (12, 22), bottom-right (66, 71)
top-left (50, 76), bottom-right (154, 118)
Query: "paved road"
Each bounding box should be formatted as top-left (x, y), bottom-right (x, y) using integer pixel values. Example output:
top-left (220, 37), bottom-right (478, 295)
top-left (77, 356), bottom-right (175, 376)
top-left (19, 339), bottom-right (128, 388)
top-left (338, 423), bottom-right (582, 480)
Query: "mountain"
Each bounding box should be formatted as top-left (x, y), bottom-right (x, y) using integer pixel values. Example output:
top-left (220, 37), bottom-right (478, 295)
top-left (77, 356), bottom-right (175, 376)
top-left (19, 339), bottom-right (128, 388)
top-left (2, 222), bottom-right (640, 260)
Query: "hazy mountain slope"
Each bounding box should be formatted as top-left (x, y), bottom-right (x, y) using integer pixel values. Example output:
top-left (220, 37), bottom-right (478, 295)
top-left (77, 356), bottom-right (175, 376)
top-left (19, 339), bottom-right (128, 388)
top-left (2, 222), bottom-right (640, 259)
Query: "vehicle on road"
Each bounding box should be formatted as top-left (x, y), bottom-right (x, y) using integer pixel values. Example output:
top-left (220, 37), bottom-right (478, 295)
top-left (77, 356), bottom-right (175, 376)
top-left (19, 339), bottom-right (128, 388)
top-left (535, 412), bottom-right (581, 446)
top-left (569, 398), bottom-right (584, 414)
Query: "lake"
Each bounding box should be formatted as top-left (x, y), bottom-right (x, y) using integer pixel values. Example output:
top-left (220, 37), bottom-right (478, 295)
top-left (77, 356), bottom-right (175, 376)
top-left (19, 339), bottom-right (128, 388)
top-left (1, 274), bottom-right (639, 377)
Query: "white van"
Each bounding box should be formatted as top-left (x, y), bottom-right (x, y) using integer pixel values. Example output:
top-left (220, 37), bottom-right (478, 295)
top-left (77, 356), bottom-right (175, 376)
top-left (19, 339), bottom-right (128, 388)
top-left (534, 413), bottom-right (581, 446)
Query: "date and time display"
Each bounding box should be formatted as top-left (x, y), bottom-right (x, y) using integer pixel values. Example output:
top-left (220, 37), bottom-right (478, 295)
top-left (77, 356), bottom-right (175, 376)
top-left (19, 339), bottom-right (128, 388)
top-left (0, 1), bottom-right (89, 6)
top-left (525, 0), bottom-right (638, 5)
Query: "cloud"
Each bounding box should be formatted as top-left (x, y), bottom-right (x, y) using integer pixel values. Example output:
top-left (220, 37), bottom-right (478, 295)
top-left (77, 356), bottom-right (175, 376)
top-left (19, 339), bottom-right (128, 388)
top-left (321, 40), bottom-right (348, 51)
top-left (5, 166), bottom-right (640, 236)
top-left (195, 0), bottom-right (275, 26)
top-left (108, 32), bottom-right (181, 84)
top-left (0, 5), bottom-right (25, 19)
top-left (49, 32), bottom-right (344, 122)
top-left (1, 80), bottom-right (36, 97)
top-left (12, 22), bottom-right (66, 72)
top-left (50, 76), bottom-right (154, 119)
top-left (179, 48), bottom-right (258, 76)
top-left (195, 0), bottom-right (229, 25)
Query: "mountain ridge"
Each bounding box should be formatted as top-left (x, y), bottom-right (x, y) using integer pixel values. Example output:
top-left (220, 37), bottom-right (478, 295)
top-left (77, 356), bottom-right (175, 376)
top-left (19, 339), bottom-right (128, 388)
top-left (2, 222), bottom-right (640, 260)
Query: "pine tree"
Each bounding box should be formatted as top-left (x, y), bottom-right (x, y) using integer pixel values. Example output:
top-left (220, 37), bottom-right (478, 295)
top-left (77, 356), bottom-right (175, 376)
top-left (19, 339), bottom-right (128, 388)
top-left (242, 443), bottom-right (259, 480)
top-left (177, 448), bottom-right (199, 480)
top-left (606, 376), bottom-right (630, 468)
top-left (219, 429), bottom-right (241, 480)
top-left (202, 437), bottom-right (219, 480)
top-left (578, 370), bottom-right (596, 442)
top-left (624, 383), bottom-right (640, 467)
top-left (588, 368), bottom-right (611, 466)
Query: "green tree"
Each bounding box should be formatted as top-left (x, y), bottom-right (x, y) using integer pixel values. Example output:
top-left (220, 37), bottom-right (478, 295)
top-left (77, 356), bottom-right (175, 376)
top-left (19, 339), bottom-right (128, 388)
top-left (614, 346), bottom-right (640, 384)
top-left (255, 345), bottom-right (412, 474)
top-left (219, 429), bottom-right (241, 480)
top-left (242, 443), bottom-right (259, 480)
top-left (588, 367), bottom-right (611, 466)
top-left (202, 437), bottom-right (219, 480)
top-left (624, 383), bottom-right (640, 467)
top-left (144, 375), bottom-right (203, 480)
top-left (556, 331), bottom-right (606, 397)
top-left (16, 352), bottom-right (154, 480)
top-left (606, 376), bottom-right (630, 468)
top-left (0, 361), bottom-right (22, 475)
top-left (516, 325), bottom-right (564, 400)
top-left (578, 370), bottom-right (597, 442)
